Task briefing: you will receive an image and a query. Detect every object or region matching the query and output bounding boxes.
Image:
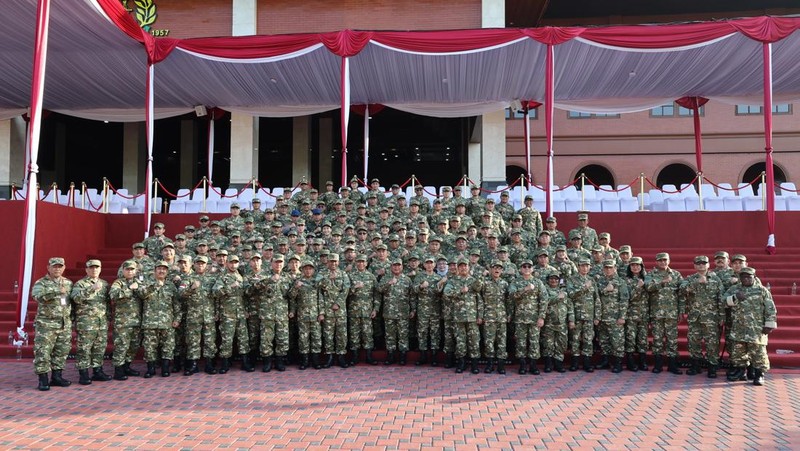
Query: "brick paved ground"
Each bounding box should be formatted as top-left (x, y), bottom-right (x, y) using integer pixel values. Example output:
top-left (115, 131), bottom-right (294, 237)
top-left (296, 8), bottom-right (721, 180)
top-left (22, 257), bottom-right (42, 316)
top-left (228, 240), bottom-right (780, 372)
top-left (0, 360), bottom-right (797, 450)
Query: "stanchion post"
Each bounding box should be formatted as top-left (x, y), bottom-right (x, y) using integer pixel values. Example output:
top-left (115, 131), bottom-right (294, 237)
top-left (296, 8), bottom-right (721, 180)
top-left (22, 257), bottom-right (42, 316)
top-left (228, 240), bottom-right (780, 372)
top-left (102, 178), bottom-right (109, 213)
top-left (697, 172), bottom-right (704, 211)
top-left (411, 174), bottom-right (416, 194)
top-left (761, 171), bottom-right (766, 211)
top-left (252, 177), bottom-right (257, 203)
top-left (639, 173), bottom-right (645, 212)
top-left (10, 182), bottom-right (16, 200)
top-left (201, 176), bottom-right (207, 213)
top-left (81, 182), bottom-right (86, 210)
top-left (519, 175), bottom-right (525, 207)
top-left (50, 182), bottom-right (58, 204)
top-left (580, 173), bottom-right (586, 211)
top-left (153, 178), bottom-right (159, 214)
top-left (68, 182), bottom-right (75, 208)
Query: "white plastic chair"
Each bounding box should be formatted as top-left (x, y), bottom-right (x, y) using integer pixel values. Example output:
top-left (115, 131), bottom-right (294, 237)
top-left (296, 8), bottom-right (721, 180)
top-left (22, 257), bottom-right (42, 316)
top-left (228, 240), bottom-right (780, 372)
top-left (723, 198), bottom-right (743, 211)
top-left (665, 197), bottom-right (687, 211)
top-left (224, 188), bottom-right (239, 199)
top-left (619, 197), bottom-right (638, 212)
top-left (716, 183), bottom-right (735, 199)
top-left (737, 183), bottom-right (756, 198)
top-left (742, 197), bottom-right (763, 211)
top-left (703, 197), bottom-right (725, 211)
top-left (787, 197), bottom-right (800, 211)
top-left (601, 198), bottom-right (620, 212)
top-left (779, 182), bottom-right (798, 197)
top-left (169, 201), bottom-right (186, 213)
top-left (184, 201), bottom-right (202, 213)
top-left (191, 187), bottom-right (206, 202)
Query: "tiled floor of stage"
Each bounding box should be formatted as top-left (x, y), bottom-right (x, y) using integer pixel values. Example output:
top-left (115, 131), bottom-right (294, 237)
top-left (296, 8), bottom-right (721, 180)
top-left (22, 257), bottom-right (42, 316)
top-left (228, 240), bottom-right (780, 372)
top-left (1, 360), bottom-right (797, 450)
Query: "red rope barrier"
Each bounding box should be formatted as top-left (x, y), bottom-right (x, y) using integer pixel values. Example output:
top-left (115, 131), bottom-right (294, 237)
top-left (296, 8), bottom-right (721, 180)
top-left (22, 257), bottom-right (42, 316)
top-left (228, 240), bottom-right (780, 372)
top-left (643, 175), bottom-right (700, 193)
top-left (255, 181), bottom-right (281, 198)
top-left (554, 177), bottom-right (581, 192)
top-left (775, 181), bottom-right (800, 193)
top-left (583, 176), bottom-right (639, 192)
top-left (105, 180), bottom-right (145, 199)
top-left (85, 193), bottom-right (104, 212)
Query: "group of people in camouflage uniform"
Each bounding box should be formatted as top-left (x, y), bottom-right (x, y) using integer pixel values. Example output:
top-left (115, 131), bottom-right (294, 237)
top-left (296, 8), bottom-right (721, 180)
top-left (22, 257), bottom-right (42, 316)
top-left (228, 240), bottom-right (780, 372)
top-left (31, 177), bottom-right (778, 391)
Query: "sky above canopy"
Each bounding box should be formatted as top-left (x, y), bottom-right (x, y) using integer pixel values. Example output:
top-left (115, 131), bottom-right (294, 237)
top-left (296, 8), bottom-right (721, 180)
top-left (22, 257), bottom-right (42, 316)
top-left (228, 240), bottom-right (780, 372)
top-left (2, 0), bottom-right (800, 122)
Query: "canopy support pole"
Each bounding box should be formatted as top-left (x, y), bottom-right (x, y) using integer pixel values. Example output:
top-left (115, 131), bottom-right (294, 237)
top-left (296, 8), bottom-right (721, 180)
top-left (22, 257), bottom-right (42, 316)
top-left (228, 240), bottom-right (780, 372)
top-left (762, 43), bottom-right (776, 254)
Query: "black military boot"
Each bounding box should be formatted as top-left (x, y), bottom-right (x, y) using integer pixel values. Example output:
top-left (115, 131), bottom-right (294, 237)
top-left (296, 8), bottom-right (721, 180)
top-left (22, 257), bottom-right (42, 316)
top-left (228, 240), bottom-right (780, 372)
top-left (582, 356), bottom-right (594, 373)
top-left (416, 351), bottom-right (428, 366)
top-left (529, 359), bottom-right (540, 375)
top-left (184, 360), bottom-right (198, 376)
top-left (518, 358), bottom-right (528, 375)
top-left (124, 362), bottom-right (140, 377)
top-left (172, 359), bottom-right (182, 373)
top-left (262, 357), bottom-right (273, 373)
top-left (161, 359), bottom-right (172, 377)
top-left (470, 359), bottom-right (480, 374)
top-left (753, 369), bottom-right (765, 386)
top-left (312, 353), bottom-right (322, 369)
top-left (349, 350), bottom-right (359, 366)
top-left (241, 355), bottom-right (255, 372)
top-left (114, 366), bottom-right (128, 381)
top-left (219, 358), bottom-right (231, 374)
top-left (595, 355), bottom-right (610, 370)
top-left (707, 364), bottom-right (718, 378)
top-left (554, 359), bottom-right (566, 373)
top-left (569, 355), bottom-right (579, 372)
top-left (338, 355), bottom-right (349, 368)
top-left (79, 369), bottom-right (92, 385)
top-left (686, 358), bottom-right (700, 376)
top-left (652, 355), bottom-right (663, 374)
top-left (399, 352), bottom-right (407, 365)
top-left (323, 354), bottom-right (334, 369)
top-left (37, 373), bottom-right (51, 391)
top-left (727, 367), bottom-right (745, 382)
top-left (497, 359), bottom-right (506, 375)
top-left (430, 351), bottom-right (438, 366)
top-left (144, 362), bottom-right (157, 378)
top-left (746, 365), bottom-right (755, 381)
top-left (455, 358), bottom-right (466, 374)
top-left (299, 354), bottom-right (309, 370)
top-left (384, 351), bottom-right (396, 365)
top-left (275, 356), bottom-right (286, 372)
top-left (50, 370), bottom-right (71, 387)
top-left (611, 357), bottom-right (623, 373)
top-left (543, 357), bottom-right (553, 373)
top-left (626, 354), bottom-right (638, 372)
top-left (484, 359), bottom-right (495, 374)
top-left (366, 349), bottom-right (377, 365)
top-left (444, 353), bottom-right (454, 369)
top-left (667, 357), bottom-right (682, 375)
top-left (638, 353), bottom-right (648, 372)
top-left (204, 358), bottom-right (217, 375)
top-left (92, 366), bottom-right (112, 381)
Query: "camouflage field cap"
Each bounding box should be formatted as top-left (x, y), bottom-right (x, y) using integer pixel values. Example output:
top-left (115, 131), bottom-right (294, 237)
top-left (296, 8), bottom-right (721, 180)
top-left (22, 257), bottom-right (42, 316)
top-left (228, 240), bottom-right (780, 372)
top-left (555, 245), bottom-right (567, 252)
top-left (154, 222), bottom-right (165, 229)
top-left (228, 255), bottom-right (240, 262)
top-left (602, 259), bottom-right (616, 267)
top-left (132, 242), bottom-right (145, 249)
top-left (577, 213), bottom-right (588, 221)
top-left (250, 253), bottom-right (262, 260)
top-left (162, 242), bottom-right (175, 249)
top-left (328, 253), bottom-right (340, 261)
top-left (456, 258), bottom-right (469, 265)
top-left (356, 255), bottom-right (368, 262)
top-left (740, 267), bottom-right (756, 276)
top-left (519, 259), bottom-right (534, 267)
top-left (714, 251), bottom-right (730, 259)
top-left (545, 216), bottom-right (557, 223)
top-left (123, 260), bottom-right (137, 269)
top-left (619, 245), bottom-right (632, 254)
top-left (656, 252), bottom-right (670, 260)
top-left (177, 255), bottom-right (191, 262)
top-left (155, 260), bottom-right (170, 268)
top-left (85, 259), bottom-right (101, 267)
top-left (599, 232), bottom-right (610, 240)
top-left (217, 250), bottom-right (228, 256)
top-left (490, 260), bottom-right (504, 268)
top-left (193, 256), bottom-right (209, 264)
top-left (694, 256), bottom-right (709, 264)
top-left (731, 254), bottom-right (747, 262)
top-left (577, 258), bottom-right (591, 265)
top-left (391, 259), bottom-right (403, 266)
top-left (629, 256), bottom-right (644, 265)
top-left (591, 246), bottom-right (604, 253)
top-left (547, 270), bottom-right (561, 279)
top-left (536, 249), bottom-right (549, 257)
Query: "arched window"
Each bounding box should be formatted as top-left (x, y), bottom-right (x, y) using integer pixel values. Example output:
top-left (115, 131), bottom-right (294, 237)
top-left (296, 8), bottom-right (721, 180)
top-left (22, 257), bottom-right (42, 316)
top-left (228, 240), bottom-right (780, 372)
top-left (742, 163), bottom-right (786, 195)
top-left (506, 165), bottom-right (527, 185)
top-left (656, 163), bottom-right (696, 188)
top-left (576, 164), bottom-right (614, 189)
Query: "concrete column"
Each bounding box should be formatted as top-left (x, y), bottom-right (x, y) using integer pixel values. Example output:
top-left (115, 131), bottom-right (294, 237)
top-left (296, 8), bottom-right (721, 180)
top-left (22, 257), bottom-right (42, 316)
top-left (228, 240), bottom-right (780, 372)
top-left (180, 119), bottom-right (196, 188)
top-left (318, 117), bottom-right (333, 186)
top-left (229, 0), bottom-right (258, 189)
top-left (293, 116), bottom-right (311, 183)
top-left (122, 122), bottom-right (144, 193)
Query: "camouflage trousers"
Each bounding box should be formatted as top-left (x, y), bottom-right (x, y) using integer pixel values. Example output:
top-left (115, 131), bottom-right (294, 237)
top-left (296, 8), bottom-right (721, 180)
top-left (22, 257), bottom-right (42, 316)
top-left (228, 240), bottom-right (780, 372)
top-left (218, 315), bottom-right (250, 358)
top-left (416, 312), bottom-right (441, 351)
top-left (173, 314), bottom-right (186, 363)
top-left (541, 322), bottom-right (568, 361)
top-left (596, 321), bottom-right (625, 358)
top-left (651, 318), bottom-right (679, 357)
top-left (723, 311), bottom-right (733, 356)
top-left (482, 321), bottom-right (507, 359)
top-left (384, 318), bottom-right (410, 352)
top-left (687, 321), bottom-right (721, 365)
top-left (75, 328), bottom-right (108, 370)
top-left (624, 319), bottom-right (649, 354)
top-left (185, 322), bottom-right (217, 360)
top-left (730, 341), bottom-right (770, 371)
top-left (298, 320), bottom-right (322, 354)
top-left (247, 315), bottom-right (260, 356)
top-left (442, 318), bottom-right (455, 354)
top-left (515, 323), bottom-right (541, 359)
top-left (33, 324), bottom-right (72, 375)
top-left (112, 326), bottom-right (141, 367)
top-left (259, 320), bottom-right (289, 357)
top-left (454, 322), bottom-right (480, 359)
top-left (569, 320), bottom-right (595, 357)
top-left (323, 316), bottom-right (348, 354)
top-left (348, 317), bottom-right (374, 351)
top-left (143, 328), bottom-right (175, 362)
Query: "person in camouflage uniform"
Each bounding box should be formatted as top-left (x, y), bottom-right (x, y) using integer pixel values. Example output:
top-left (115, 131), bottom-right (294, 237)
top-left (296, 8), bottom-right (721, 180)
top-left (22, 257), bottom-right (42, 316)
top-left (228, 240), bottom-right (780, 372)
top-left (544, 216), bottom-right (566, 248)
top-left (319, 253), bottom-right (351, 368)
top-left (624, 257), bottom-right (649, 371)
top-left (243, 254), bottom-right (265, 363)
top-left (247, 254), bottom-right (292, 372)
top-left (212, 254), bottom-right (253, 373)
top-left (289, 260), bottom-right (324, 370)
top-left (645, 252), bottom-right (684, 374)
top-left (142, 222), bottom-right (173, 259)
top-left (568, 212), bottom-right (599, 251)
top-left (711, 251), bottom-right (737, 364)
top-left (541, 271), bottom-right (573, 373)
top-left (516, 195), bottom-right (543, 237)
top-left (117, 242), bottom-right (154, 279)
top-left (566, 258), bottom-right (599, 372)
top-left (170, 254), bottom-right (192, 373)
top-left (31, 257), bottom-right (74, 391)
top-left (378, 260), bottom-right (415, 365)
top-left (412, 256), bottom-right (445, 366)
top-left (140, 261), bottom-right (180, 378)
top-left (494, 191), bottom-right (515, 223)
top-left (109, 260), bottom-right (147, 380)
top-left (680, 255), bottom-right (725, 377)
top-left (178, 255), bottom-right (218, 375)
top-left (71, 259), bottom-right (112, 385)
top-left (443, 258), bottom-right (484, 374)
top-left (481, 261), bottom-right (510, 374)
top-left (509, 260), bottom-right (547, 375)
top-left (723, 267), bottom-right (777, 386)
top-left (347, 255), bottom-right (380, 365)
top-left (595, 260), bottom-right (630, 373)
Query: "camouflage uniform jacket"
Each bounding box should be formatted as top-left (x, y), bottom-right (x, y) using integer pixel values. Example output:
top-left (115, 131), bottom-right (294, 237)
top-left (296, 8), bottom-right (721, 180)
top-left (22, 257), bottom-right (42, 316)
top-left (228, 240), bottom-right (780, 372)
top-left (109, 278), bottom-right (145, 328)
top-left (140, 280), bottom-right (179, 329)
top-left (566, 273), bottom-right (599, 322)
top-left (178, 273), bottom-right (216, 325)
top-left (516, 206), bottom-right (543, 236)
top-left (723, 284), bottom-right (777, 344)
top-left (378, 274), bottom-right (414, 320)
top-left (597, 275), bottom-right (630, 322)
top-left (443, 275), bottom-right (484, 323)
top-left (319, 269), bottom-right (351, 319)
top-left (70, 276), bottom-right (110, 331)
top-left (212, 270), bottom-right (246, 319)
top-left (412, 272), bottom-right (444, 316)
top-left (32, 275), bottom-right (74, 329)
top-left (142, 235), bottom-right (172, 258)
top-left (347, 270), bottom-right (380, 318)
top-left (247, 271), bottom-right (291, 322)
top-left (494, 202), bottom-right (515, 223)
top-left (289, 275), bottom-right (322, 321)
top-left (508, 276), bottom-right (547, 324)
top-left (645, 268), bottom-right (684, 320)
top-left (568, 226), bottom-right (598, 250)
top-left (543, 285), bottom-right (574, 325)
top-left (481, 277), bottom-right (510, 323)
top-left (625, 277), bottom-right (649, 322)
top-left (680, 272), bottom-right (724, 323)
